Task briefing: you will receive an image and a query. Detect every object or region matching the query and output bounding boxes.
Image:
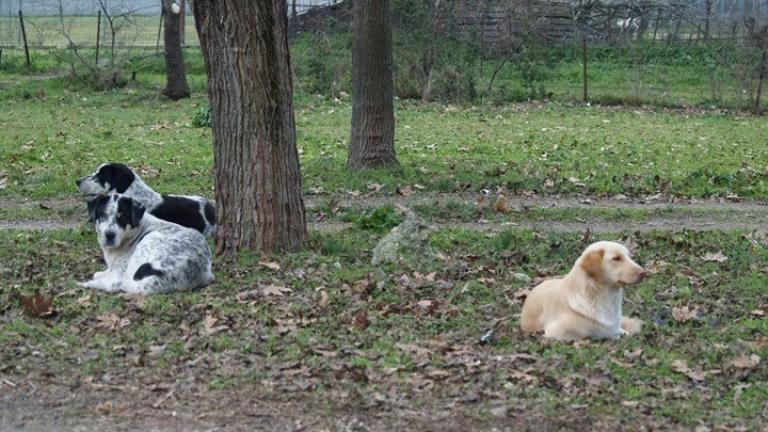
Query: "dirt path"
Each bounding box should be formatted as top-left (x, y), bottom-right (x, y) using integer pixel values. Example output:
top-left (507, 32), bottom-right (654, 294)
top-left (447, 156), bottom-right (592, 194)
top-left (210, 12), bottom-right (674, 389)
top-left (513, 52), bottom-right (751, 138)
top-left (0, 194), bottom-right (768, 232)
top-left (2, 192), bottom-right (766, 211)
top-left (1, 193), bottom-right (766, 232)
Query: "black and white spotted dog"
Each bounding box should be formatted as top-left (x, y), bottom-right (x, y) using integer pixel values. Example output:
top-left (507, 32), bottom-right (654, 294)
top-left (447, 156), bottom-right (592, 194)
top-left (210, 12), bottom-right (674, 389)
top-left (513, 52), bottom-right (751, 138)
top-left (76, 162), bottom-right (216, 236)
top-left (79, 194), bottom-right (214, 295)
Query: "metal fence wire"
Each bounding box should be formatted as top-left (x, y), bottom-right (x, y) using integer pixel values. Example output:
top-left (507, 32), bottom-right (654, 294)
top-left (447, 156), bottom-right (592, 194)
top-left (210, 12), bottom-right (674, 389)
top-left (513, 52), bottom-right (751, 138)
top-left (0, 0), bottom-right (343, 48)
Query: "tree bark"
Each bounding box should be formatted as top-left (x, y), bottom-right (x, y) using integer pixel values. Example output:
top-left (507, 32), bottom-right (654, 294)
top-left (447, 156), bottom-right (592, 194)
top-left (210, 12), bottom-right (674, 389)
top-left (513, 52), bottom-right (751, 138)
top-left (194, 0), bottom-right (308, 254)
top-left (348, 0), bottom-right (398, 169)
top-left (161, 0), bottom-right (190, 100)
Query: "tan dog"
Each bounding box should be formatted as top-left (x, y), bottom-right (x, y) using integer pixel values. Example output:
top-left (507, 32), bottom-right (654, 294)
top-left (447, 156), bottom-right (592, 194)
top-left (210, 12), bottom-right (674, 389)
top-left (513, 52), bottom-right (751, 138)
top-left (520, 241), bottom-right (648, 340)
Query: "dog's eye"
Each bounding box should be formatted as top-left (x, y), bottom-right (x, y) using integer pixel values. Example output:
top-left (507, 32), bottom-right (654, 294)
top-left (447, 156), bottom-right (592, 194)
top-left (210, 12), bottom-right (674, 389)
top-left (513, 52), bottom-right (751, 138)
top-left (612, 255), bottom-right (623, 261)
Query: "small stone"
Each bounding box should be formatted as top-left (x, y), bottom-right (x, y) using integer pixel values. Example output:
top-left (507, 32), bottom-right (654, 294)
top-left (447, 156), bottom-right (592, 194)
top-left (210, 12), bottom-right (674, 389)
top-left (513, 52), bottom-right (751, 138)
top-left (512, 272), bottom-right (532, 283)
top-left (490, 406), bottom-right (508, 417)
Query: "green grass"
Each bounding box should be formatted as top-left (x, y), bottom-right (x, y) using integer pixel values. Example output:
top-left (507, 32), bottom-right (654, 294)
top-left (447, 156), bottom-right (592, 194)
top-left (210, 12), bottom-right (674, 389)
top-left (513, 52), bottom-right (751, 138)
top-left (1, 76), bottom-right (767, 199)
top-left (18, 15), bottom-right (200, 48)
top-left (1, 226), bottom-right (766, 427)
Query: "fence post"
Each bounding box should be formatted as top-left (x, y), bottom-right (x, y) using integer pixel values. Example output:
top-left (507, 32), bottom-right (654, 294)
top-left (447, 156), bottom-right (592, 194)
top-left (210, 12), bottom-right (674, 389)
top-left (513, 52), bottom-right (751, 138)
top-left (755, 49), bottom-right (767, 115)
top-left (95, 10), bottom-right (102, 67)
top-left (582, 37), bottom-right (588, 103)
top-left (156, 10), bottom-right (164, 53)
top-left (18, 10), bottom-right (30, 68)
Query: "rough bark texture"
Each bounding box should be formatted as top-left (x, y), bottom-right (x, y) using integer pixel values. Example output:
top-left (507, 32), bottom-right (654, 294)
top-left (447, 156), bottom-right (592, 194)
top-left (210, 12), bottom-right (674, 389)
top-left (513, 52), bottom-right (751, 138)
top-left (161, 0), bottom-right (190, 100)
top-left (348, 0), bottom-right (398, 169)
top-left (194, 0), bottom-right (308, 254)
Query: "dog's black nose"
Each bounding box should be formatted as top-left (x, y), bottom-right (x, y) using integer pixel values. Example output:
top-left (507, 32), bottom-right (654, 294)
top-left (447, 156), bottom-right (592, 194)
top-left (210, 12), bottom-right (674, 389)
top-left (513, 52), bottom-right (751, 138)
top-left (76, 178), bottom-right (82, 186)
top-left (105, 232), bottom-right (115, 244)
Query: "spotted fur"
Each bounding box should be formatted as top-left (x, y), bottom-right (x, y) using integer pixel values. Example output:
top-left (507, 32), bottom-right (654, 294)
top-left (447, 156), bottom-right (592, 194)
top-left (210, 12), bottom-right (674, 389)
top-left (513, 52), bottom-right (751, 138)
top-left (76, 162), bottom-right (216, 236)
top-left (79, 194), bottom-right (214, 295)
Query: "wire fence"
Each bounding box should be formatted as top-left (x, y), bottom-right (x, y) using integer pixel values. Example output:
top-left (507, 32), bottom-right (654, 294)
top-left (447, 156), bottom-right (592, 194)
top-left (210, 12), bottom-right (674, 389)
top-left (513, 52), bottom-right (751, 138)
top-left (0, 0), bottom-right (766, 110)
top-left (0, 0), bottom-right (343, 48)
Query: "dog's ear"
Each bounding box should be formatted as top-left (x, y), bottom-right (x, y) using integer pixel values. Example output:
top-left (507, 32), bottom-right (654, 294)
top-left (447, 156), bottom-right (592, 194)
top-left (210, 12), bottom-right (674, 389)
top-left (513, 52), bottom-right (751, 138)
top-left (86, 197), bottom-right (99, 222)
top-left (130, 200), bottom-right (146, 227)
top-left (86, 195), bottom-right (109, 222)
top-left (98, 163), bottom-right (135, 193)
top-left (580, 248), bottom-right (605, 279)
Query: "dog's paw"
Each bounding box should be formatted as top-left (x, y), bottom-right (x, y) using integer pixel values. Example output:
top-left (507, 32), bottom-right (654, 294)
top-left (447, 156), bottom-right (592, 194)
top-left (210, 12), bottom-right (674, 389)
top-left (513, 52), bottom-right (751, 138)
top-left (77, 279), bottom-right (100, 289)
top-left (78, 279), bottom-right (121, 292)
top-left (93, 270), bottom-right (109, 279)
top-left (620, 317), bottom-right (643, 335)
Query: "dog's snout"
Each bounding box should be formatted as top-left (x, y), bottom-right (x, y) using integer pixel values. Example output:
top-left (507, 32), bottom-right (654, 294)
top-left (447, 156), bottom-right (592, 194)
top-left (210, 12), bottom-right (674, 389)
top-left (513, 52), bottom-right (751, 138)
top-left (105, 231), bottom-right (116, 244)
top-left (76, 178), bottom-right (82, 186)
top-left (637, 268), bottom-right (649, 280)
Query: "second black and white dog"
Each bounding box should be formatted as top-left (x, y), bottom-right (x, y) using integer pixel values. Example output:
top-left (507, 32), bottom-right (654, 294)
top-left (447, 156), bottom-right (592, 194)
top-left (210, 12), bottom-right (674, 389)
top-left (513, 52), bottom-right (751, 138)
top-left (79, 194), bottom-right (214, 295)
top-left (76, 162), bottom-right (216, 236)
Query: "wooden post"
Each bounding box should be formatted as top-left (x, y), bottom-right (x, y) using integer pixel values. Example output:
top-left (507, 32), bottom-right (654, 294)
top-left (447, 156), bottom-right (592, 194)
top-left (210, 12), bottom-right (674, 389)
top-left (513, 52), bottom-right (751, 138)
top-left (95, 10), bottom-right (102, 67)
top-left (755, 49), bottom-right (767, 115)
top-left (179, 0), bottom-right (185, 46)
top-left (18, 10), bottom-right (30, 67)
top-left (582, 37), bottom-right (588, 102)
top-left (156, 10), bottom-right (164, 53)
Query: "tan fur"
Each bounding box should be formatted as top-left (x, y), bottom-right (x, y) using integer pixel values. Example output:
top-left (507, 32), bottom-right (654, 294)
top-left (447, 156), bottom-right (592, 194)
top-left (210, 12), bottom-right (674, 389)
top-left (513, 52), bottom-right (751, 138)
top-left (520, 241), bottom-right (648, 341)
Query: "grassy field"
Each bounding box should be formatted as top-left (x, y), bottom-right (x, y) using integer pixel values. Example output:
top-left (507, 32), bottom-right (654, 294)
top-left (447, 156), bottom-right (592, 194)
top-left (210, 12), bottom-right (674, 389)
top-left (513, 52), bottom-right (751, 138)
top-left (0, 42), bottom-right (767, 430)
top-left (1, 226), bottom-right (766, 429)
top-left (6, 15), bottom-right (200, 48)
top-left (0, 68), bottom-right (767, 200)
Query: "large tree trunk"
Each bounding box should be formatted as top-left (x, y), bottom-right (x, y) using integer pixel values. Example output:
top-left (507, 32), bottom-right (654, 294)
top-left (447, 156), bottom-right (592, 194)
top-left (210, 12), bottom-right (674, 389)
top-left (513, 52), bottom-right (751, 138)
top-left (194, 0), bottom-right (307, 254)
top-left (161, 0), bottom-right (190, 100)
top-left (348, 0), bottom-right (398, 169)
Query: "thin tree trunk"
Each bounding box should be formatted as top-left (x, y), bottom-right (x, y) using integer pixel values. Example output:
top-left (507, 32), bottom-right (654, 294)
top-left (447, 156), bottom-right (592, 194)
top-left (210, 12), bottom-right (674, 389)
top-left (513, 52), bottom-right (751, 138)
top-left (161, 0), bottom-right (190, 100)
top-left (348, 0), bottom-right (398, 169)
top-left (704, 0), bottom-right (713, 41)
top-left (194, 0), bottom-right (307, 254)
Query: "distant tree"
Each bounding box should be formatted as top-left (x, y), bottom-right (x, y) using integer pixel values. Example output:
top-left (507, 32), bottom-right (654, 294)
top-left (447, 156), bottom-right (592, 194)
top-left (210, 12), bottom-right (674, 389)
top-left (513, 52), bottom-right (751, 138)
top-left (161, 0), bottom-right (190, 100)
top-left (348, 0), bottom-right (399, 169)
top-left (194, 0), bottom-right (307, 254)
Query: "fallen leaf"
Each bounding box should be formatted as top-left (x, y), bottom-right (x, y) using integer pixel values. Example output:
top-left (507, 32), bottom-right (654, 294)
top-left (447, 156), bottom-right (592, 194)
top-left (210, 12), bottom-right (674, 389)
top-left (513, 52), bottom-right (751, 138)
top-left (396, 186), bottom-right (413, 196)
top-left (11, 290), bottom-right (54, 318)
top-left (611, 358), bottom-right (634, 368)
top-left (701, 252), bottom-right (728, 262)
top-left (671, 305), bottom-right (700, 323)
top-left (262, 284), bottom-right (292, 296)
top-left (235, 289), bottom-right (261, 303)
top-left (202, 314), bottom-right (228, 336)
top-left (94, 401), bottom-right (114, 415)
top-left (671, 359), bottom-right (710, 381)
top-left (426, 369), bottom-right (451, 380)
top-left (317, 290), bottom-right (329, 309)
top-left (312, 349), bottom-right (338, 358)
top-left (476, 195), bottom-right (488, 214)
top-left (729, 354), bottom-right (760, 369)
top-left (76, 293), bottom-right (93, 307)
top-left (514, 289), bottom-right (531, 299)
top-left (415, 299), bottom-right (439, 315)
top-left (353, 309), bottom-right (369, 330)
top-left (96, 313), bottom-right (131, 330)
top-left (492, 195), bottom-right (507, 213)
top-left (258, 261), bottom-right (281, 271)
top-left (367, 182), bottom-right (384, 192)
